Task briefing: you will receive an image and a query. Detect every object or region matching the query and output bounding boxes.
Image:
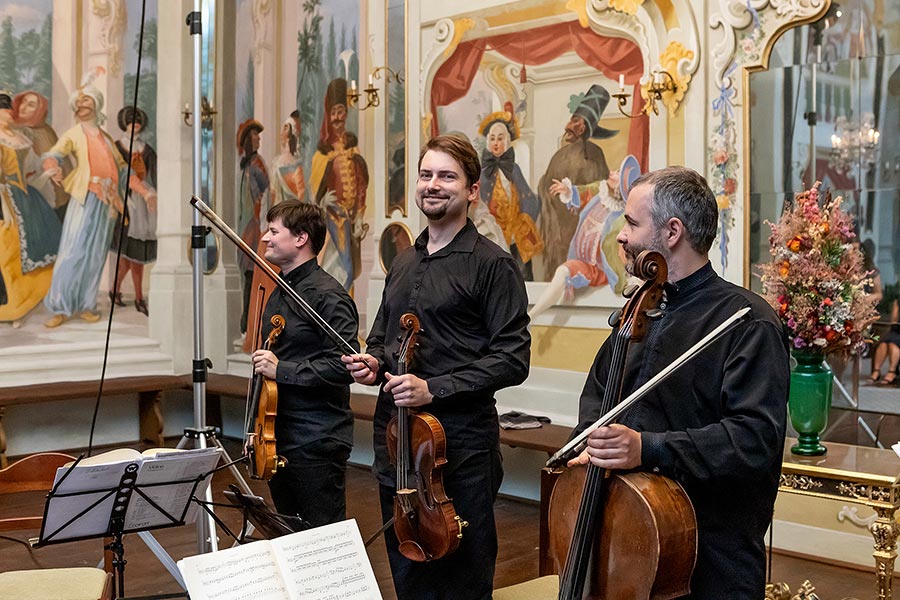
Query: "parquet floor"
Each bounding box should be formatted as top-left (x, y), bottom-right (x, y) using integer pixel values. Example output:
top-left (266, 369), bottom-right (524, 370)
top-left (1, 439), bottom-right (896, 599)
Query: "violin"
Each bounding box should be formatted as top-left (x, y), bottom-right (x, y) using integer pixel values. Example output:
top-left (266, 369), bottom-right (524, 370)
top-left (548, 251), bottom-right (697, 599)
top-left (245, 286), bottom-right (287, 480)
top-left (385, 313), bottom-right (468, 562)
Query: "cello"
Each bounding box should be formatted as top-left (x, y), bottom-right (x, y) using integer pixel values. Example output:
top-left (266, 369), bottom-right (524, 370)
top-left (244, 286), bottom-right (287, 480)
top-left (548, 251), bottom-right (697, 599)
top-left (385, 313), bottom-right (468, 561)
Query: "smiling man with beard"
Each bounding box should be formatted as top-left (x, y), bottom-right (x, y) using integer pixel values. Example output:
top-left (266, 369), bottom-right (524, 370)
top-left (342, 134), bottom-right (530, 599)
top-left (569, 166), bottom-right (789, 599)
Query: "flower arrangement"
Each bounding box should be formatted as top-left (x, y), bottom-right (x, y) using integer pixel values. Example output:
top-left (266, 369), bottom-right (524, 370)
top-left (760, 182), bottom-right (878, 355)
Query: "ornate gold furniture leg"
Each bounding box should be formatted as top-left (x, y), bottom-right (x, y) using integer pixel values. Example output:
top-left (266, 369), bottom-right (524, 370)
top-left (872, 507), bottom-right (900, 600)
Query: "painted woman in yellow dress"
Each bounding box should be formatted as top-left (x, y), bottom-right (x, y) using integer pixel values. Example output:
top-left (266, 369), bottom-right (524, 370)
top-left (0, 92), bottom-right (62, 326)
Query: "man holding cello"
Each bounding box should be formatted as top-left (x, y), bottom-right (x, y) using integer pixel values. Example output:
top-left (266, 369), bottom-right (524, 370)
top-left (251, 200), bottom-right (360, 528)
top-left (342, 133), bottom-right (531, 599)
top-left (570, 166), bottom-right (789, 598)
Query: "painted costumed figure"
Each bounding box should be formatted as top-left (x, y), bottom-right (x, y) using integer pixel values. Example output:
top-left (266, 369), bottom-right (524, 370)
top-left (477, 106), bottom-right (543, 279)
top-left (528, 155), bottom-right (638, 321)
top-left (310, 78), bottom-right (369, 292)
top-left (109, 106), bottom-right (158, 316)
top-left (42, 68), bottom-right (127, 327)
top-left (0, 92), bottom-right (62, 327)
top-left (536, 84), bottom-right (616, 281)
top-left (237, 118), bottom-right (270, 334)
top-left (12, 90), bottom-right (71, 217)
top-left (242, 112), bottom-right (306, 354)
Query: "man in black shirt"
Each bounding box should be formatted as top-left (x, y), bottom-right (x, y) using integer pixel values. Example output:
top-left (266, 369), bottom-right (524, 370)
top-left (252, 200), bottom-right (360, 528)
top-left (342, 134), bottom-right (530, 599)
top-left (571, 167), bottom-right (789, 599)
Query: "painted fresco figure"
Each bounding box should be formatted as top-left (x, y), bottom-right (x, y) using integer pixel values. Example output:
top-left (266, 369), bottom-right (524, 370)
top-left (528, 156), bottom-right (639, 321)
top-left (109, 106), bottom-right (158, 316)
top-left (0, 92), bottom-right (62, 327)
top-left (270, 111), bottom-right (307, 206)
top-left (242, 112), bottom-right (306, 355)
top-left (12, 90), bottom-right (71, 218)
top-left (310, 78), bottom-right (369, 292)
top-left (537, 84), bottom-right (616, 281)
top-left (477, 107), bottom-right (543, 280)
top-left (42, 70), bottom-right (127, 328)
top-left (237, 118), bottom-right (270, 334)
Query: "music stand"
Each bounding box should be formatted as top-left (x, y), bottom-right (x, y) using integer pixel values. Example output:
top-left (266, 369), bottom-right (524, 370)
top-left (222, 484), bottom-right (309, 542)
top-left (34, 449), bottom-right (221, 599)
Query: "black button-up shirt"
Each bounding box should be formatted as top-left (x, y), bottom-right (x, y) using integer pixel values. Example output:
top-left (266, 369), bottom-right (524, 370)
top-left (575, 261), bottom-right (789, 599)
top-left (367, 220), bottom-right (531, 482)
top-left (262, 257), bottom-right (360, 456)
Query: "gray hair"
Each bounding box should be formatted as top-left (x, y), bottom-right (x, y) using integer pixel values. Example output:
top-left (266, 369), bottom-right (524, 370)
top-left (630, 166), bottom-right (718, 254)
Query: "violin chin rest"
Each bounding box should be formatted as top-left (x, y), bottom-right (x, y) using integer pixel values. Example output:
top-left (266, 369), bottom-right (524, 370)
top-left (398, 540), bottom-right (429, 562)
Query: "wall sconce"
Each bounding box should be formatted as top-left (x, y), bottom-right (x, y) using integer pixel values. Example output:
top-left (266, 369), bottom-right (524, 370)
top-left (182, 96), bottom-right (217, 129)
top-left (347, 66), bottom-right (404, 111)
top-left (611, 69), bottom-right (678, 118)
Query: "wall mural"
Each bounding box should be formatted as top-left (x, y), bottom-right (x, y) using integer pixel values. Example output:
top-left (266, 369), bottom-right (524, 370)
top-left (0, 0), bottom-right (158, 340)
top-left (428, 18), bottom-right (648, 320)
top-left (238, 0), bottom-right (367, 352)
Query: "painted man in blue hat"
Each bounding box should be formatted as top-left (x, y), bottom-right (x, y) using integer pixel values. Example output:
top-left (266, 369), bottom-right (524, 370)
top-left (537, 84), bottom-right (617, 280)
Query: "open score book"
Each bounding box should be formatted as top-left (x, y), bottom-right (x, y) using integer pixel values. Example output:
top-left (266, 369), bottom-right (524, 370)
top-left (177, 518), bottom-right (382, 600)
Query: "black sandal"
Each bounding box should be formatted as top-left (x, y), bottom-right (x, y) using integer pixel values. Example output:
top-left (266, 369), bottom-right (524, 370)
top-left (879, 372), bottom-right (897, 386)
top-left (109, 291), bottom-right (126, 307)
top-left (869, 371), bottom-right (881, 384)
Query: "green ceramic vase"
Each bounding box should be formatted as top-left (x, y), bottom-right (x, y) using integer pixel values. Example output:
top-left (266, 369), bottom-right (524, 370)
top-left (788, 350), bottom-right (832, 456)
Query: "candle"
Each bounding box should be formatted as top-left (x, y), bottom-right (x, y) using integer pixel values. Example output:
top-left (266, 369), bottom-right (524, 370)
top-left (654, 71), bottom-right (663, 85)
top-left (368, 74), bottom-right (374, 87)
top-left (618, 74), bottom-right (625, 92)
top-left (350, 79), bottom-right (357, 92)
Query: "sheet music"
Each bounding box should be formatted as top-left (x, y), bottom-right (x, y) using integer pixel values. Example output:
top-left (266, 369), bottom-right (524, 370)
top-left (179, 542), bottom-right (290, 600)
top-left (125, 448), bottom-right (221, 529)
top-left (272, 519), bottom-right (382, 600)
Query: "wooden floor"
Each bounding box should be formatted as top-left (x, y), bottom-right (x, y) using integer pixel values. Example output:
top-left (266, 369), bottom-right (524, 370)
top-left (1, 439), bottom-right (896, 599)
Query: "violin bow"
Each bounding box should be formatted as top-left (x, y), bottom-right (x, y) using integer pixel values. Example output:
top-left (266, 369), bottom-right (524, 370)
top-left (190, 196), bottom-right (358, 356)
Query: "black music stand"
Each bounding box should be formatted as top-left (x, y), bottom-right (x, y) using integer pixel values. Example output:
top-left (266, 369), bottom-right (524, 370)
top-left (35, 450), bottom-right (221, 599)
top-left (222, 484), bottom-right (309, 541)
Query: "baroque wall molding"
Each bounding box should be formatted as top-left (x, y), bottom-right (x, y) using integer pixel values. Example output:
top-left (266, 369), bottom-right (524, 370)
top-left (251, 0), bottom-right (273, 67)
top-left (90, 0), bottom-right (126, 76)
top-left (706, 0), bottom-right (829, 276)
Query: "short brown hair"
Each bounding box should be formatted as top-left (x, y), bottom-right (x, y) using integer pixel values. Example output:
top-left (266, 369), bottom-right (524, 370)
top-left (266, 200), bottom-right (327, 255)
top-left (417, 133), bottom-right (481, 188)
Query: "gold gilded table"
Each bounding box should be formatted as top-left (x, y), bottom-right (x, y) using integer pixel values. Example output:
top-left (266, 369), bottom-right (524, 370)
top-left (780, 439), bottom-right (900, 600)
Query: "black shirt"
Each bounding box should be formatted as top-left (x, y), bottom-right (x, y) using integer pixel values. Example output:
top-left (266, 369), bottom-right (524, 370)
top-left (575, 262), bottom-right (789, 599)
top-left (367, 220), bottom-right (531, 482)
top-left (263, 257), bottom-right (360, 456)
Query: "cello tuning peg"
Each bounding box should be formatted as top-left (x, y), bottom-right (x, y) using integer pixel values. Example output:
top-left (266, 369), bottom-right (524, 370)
top-left (608, 309), bottom-right (623, 327)
top-left (645, 308), bottom-right (664, 319)
top-left (622, 284), bottom-right (639, 298)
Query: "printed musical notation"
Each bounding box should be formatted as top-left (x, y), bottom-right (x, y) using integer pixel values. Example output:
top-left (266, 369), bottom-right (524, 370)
top-left (178, 519), bottom-right (382, 600)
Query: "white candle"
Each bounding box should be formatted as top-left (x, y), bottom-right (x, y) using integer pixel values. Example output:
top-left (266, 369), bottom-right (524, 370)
top-left (618, 74), bottom-right (625, 92)
top-left (654, 71), bottom-right (663, 85)
top-left (350, 79), bottom-right (357, 92)
top-left (368, 74), bottom-right (374, 87)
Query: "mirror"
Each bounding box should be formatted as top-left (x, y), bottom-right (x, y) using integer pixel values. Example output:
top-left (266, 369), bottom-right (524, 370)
top-left (379, 222), bottom-right (413, 273)
top-left (748, 0), bottom-right (900, 444)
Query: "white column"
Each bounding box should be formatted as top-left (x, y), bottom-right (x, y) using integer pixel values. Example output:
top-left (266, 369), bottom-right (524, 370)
top-left (84, 0), bottom-right (126, 126)
top-left (149, 0), bottom-right (201, 371)
top-left (251, 0), bottom-right (278, 159)
top-left (51, 0), bottom-right (79, 130)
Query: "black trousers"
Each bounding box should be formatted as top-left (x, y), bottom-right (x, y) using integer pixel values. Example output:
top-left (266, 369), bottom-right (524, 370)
top-left (379, 448), bottom-right (503, 600)
top-left (268, 443), bottom-right (351, 529)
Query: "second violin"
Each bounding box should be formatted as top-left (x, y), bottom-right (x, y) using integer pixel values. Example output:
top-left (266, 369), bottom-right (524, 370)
top-left (386, 313), bottom-right (468, 562)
